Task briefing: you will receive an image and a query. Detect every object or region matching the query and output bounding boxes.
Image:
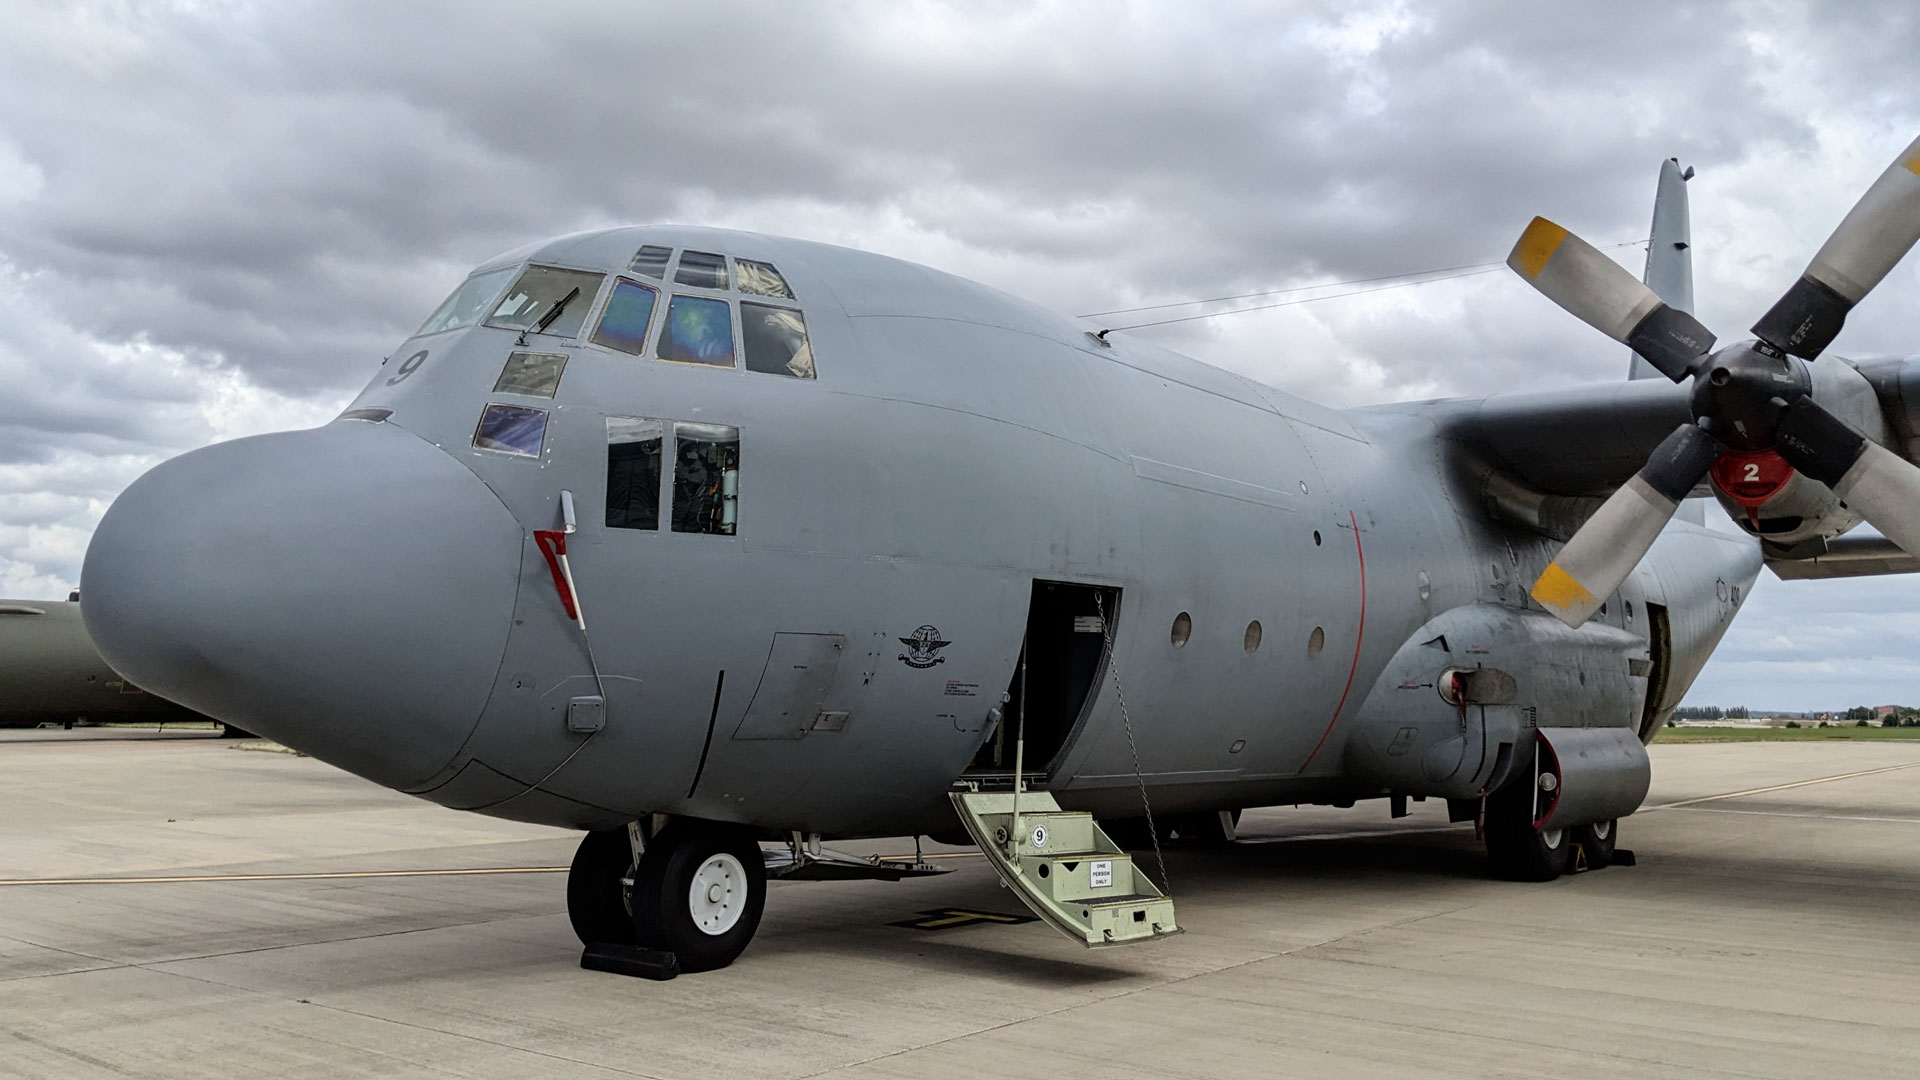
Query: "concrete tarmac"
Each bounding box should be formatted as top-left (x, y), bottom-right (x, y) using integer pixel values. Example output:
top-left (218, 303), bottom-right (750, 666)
top-left (3, 734), bottom-right (1919, 1078)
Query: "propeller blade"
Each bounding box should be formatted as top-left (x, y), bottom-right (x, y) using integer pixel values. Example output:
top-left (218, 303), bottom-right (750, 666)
top-left (1752, 135), bottom-right (1920, 360)
top-left (1507, 216), bottom-right (1716, 382)
top-left (1775, 398), bottom-right (1920, 556)
top-left (1532, 423), bottom-right (1721, 628)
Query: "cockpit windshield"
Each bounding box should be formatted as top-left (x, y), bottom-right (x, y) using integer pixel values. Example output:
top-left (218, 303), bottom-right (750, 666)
top-left (415, 266), bottom-right (516, 337)
top-left (485, 266), bottom-right (606, 339)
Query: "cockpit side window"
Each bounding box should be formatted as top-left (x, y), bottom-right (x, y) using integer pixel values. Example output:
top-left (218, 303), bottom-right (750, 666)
top-left (606, 417), bottom-right (664, 530)
top-left (485, 266), bottom-right (606, 339)
top-left (734, 259), bottom-right (794, 300)
top-left (590, 280), bottom-right (660, 355)
top-left (740, 303), bottom-right (814, 379)
top-left (627, 245), bottom-right (673, 279)
top-left (658, 295), bottom-right (736, 367)
top-left (672, 422), bottom-right (740, 535)
top-left (674, 250), bottom-right (730, 290)
top-left (472, 403), bottom-right (549, 458)
top-left (416, 266), bottom-right (516, 336)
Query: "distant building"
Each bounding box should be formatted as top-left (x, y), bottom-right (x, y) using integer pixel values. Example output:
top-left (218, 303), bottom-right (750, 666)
top-left (1877, 705), bottom-right (1900, 719)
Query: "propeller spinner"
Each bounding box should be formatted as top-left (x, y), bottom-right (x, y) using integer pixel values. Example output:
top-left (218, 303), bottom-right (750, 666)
top-left (1509, 135), bottom-right (1920, 628)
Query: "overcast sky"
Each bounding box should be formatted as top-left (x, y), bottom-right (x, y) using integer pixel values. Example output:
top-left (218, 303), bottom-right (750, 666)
top-left (2, 1), bottom-right (1917, 711)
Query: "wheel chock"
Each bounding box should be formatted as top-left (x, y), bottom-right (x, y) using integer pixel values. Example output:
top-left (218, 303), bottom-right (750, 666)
top-left (581, 943), bottom-right (680, 981)
top-left (1612, 848), bottom-right (1636, 867)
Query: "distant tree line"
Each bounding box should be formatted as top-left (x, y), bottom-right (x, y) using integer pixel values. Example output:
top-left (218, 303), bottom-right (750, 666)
top-left (1673, 705), bottom-right (1750, 720)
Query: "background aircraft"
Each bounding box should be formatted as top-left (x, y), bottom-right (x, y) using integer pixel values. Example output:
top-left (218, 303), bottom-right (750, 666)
top-left (0, 595), bottom-right (231, 731)
top-left (75, 138), bottom-right (1920, 972)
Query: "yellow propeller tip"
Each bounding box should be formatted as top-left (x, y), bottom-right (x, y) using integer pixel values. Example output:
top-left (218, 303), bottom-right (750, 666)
top-left (1532, 561), bottom-right (1596, 611)
top-left (1510, 217), bottom-right (1570, 279)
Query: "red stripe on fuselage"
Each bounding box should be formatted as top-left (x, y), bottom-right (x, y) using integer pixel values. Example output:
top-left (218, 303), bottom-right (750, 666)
top-left (1296, 509), bottom-right (1366, 773)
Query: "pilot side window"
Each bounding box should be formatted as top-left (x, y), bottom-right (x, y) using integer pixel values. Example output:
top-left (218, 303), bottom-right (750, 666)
top-left (605, 417), bottom-right (664, 530)
top-left (672, 423), bottom-right (740, 535)
top-left (658, 295), bottom-right (736, 367)
top-left (740, 303), bottom-right (814, 378)
top-left (485, 266), bottom-right (606, 339)
top-left (416, 265), bottom-right (516, 336)
top-left (590, 280), bottom-right (659, 355)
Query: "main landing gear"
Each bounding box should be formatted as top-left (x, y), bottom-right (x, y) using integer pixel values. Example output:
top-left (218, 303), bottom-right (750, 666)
top-left (1481, 783), bottom-right (1618, 881)
top-left (567, 820), bottom-right (767, 973)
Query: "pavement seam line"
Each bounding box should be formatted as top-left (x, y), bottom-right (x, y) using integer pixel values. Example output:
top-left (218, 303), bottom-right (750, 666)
top-left (296, 998), bottom-right (670, 1080)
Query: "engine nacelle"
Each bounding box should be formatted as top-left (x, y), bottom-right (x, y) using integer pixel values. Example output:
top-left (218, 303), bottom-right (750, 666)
top-left (1709, 355), bottom-right (1892, 548)
top-left (1709, 448), bottom-right (1860, 546)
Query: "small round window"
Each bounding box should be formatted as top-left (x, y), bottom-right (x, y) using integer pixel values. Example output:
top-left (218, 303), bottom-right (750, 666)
top-left (1244, 620), bottom-right (1263, 653)
top-left (1171, 612), bottom-right (1192, 648)
top-left (1307, 626), bottom-right (1326, 658)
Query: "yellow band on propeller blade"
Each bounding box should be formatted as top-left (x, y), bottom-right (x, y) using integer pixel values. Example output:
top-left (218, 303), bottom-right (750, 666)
top-left (1510, 217), bottom-right (1570, 279)
top-left (1532, 561), bottom-right (1597, 612)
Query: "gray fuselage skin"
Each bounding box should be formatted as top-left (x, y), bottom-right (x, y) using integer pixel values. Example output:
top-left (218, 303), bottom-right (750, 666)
top-left (80, 226), bottom-right (1760, 838)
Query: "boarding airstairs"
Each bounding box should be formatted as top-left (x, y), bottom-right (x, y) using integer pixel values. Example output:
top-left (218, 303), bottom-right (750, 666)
top-left (950, 788), bottom-right (1179, 947)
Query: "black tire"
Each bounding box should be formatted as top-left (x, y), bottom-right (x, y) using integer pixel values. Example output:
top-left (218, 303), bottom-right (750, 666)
top-left (632, 822), bottom-right (766, 973)
top-left (567, 829), bottom-right (638, 947)
top-left (1483, 787), bottom-right (1571, 882)
top-left (1572, 818), bottom-right (1617, 870)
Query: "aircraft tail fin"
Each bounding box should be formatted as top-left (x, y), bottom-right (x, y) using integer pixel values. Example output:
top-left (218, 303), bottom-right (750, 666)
top-left (1635, 158), bottom-right (1707, 523)
top-left (1629, 158), bottom-right (1695, 380)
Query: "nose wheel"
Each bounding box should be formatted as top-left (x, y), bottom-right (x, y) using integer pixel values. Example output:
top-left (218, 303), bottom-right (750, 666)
top-left (567, 828), bottom-right (638, 947)
top-left (567, 821), bottom-right (768, 971)
top-left (632, 821), bottom-right (767, 972)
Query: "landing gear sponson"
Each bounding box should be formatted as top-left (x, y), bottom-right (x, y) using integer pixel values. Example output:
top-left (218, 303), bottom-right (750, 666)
top-left (568, 819), bottom-right (766, 973)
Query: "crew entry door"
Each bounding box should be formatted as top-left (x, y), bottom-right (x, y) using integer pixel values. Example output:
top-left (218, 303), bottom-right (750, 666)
top-left (969, 580), bottom-right (1119, 778)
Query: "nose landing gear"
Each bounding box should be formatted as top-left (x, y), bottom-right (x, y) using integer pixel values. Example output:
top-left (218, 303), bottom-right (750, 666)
top-left (567, 819), bottom-right (768, 973)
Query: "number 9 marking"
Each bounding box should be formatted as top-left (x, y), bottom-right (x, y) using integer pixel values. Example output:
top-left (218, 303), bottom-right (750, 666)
top-left (387, 349), bottom-right (429, 385)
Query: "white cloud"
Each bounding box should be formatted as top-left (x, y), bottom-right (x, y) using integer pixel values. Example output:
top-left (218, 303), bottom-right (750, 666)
top-left (1, 0), bottom-right (1918, 707)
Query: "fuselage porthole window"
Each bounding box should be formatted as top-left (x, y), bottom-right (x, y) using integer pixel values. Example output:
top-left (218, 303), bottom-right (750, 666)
top-left (658, 294), bottom-right (737, 368)
top-left (606, 417), bottom-right (664, 531)
top-left (485, 265), bottom-right (607, 339)
top-left (672, 422), bottom-right (740, 536)
top-left (674, 250), bottom-right (730, 290)
top-left (741, 303), bottom-right (814, 379)
top-left (591, 279), bottom-right (660, 356)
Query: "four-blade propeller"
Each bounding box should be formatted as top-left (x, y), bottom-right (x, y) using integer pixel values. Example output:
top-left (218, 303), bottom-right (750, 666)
top-left (1509, 135), bottom-right (1920, 628)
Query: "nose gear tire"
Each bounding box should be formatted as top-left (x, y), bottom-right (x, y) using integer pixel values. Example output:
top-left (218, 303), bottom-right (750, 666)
top-left (567, 828), bottom-right (638, 947)
top-left (631, 822), bottom-right (766, 972)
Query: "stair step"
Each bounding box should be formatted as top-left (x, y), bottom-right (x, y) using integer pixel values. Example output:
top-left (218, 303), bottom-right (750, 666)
top-left (1020, 852), bottom-right (1138, 902)
top-left (949, 788), bottom-right (1181, 949)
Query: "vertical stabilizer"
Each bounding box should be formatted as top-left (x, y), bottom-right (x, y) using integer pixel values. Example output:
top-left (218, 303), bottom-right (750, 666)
top-left (1629, 158), bottom-right (1695, 380)
top-left (1635, 158), bottom-right (1707, 522)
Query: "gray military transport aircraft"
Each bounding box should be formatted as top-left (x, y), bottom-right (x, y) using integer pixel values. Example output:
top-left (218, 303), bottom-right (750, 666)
top-left (78, 139), bottom-right (1920, 973)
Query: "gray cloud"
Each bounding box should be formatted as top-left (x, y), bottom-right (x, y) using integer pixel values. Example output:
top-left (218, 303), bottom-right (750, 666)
top-left (1, 0), bottom-right (1918, 706)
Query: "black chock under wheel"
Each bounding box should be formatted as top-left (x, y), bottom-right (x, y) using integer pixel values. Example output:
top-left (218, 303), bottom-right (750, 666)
top-left (581, 943), bottom-right (680, 981)
top-left (1613, 848), bottom-right (1636, 867)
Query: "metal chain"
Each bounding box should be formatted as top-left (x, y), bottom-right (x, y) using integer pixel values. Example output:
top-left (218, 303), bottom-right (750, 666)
top-left (1094, 593), bottom-right (1169, 894)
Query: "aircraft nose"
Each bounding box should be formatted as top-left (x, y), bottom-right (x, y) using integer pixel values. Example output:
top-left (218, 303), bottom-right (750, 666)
top-left (82, 421), bottom-right (524, 790)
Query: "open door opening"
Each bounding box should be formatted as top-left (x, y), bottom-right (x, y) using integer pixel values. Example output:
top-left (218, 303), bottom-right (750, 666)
top-left (968, 580), bottom-right (1120, 778)
top-left (1637, 603), bottom-right (1674, 743)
